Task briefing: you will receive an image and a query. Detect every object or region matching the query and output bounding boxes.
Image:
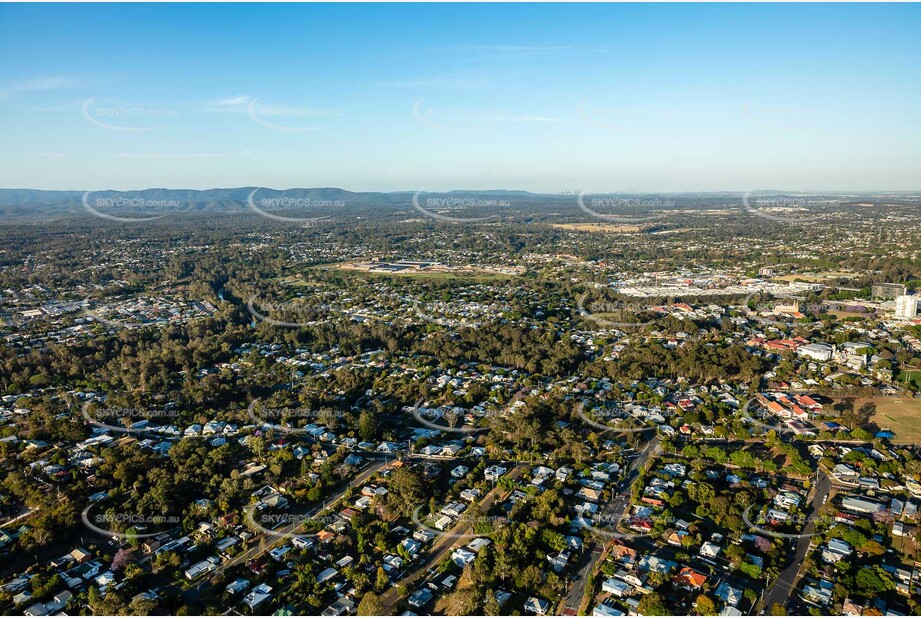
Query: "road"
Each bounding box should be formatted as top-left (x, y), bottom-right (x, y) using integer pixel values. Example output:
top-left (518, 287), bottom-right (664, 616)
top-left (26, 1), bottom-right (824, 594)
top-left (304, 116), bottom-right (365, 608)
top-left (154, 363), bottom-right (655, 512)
top-left (559, 436), bottom-right (659, 615)
top-left (182, 457), bottom-right (390, 600)
top-left (759, 470), bottom-right (832, 613)
top-left (561, 545), bottom-right (602, 616)
top-left (380, 465), bottom-right (524, 612)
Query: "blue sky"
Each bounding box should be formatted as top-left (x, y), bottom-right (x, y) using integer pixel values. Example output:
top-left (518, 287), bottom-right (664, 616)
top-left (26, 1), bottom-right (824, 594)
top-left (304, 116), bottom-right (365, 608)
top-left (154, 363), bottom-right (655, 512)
top-left (1, 3), bottom-right (919, 192)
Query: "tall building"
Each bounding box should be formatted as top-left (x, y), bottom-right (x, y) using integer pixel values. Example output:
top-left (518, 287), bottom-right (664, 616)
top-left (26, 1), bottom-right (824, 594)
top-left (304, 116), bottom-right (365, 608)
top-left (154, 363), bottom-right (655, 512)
top-left (895, 295), bottom-right (919, 319)
top-left (873, 282), bottom-right (907, 300)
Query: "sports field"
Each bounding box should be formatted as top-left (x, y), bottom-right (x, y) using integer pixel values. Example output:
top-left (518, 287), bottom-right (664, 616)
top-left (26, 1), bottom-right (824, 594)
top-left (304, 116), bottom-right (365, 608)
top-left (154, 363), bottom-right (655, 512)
top-left (552, 223), bottom-right (644, 233)
top-left (850, 397), bottom-right (921, 443)
top-left (897, 369), bottom-right (921, 389)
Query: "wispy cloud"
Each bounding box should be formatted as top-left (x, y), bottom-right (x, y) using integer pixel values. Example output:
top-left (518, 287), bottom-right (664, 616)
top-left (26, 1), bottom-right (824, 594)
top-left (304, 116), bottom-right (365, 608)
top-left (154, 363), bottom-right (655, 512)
top-left (28, 99), bottom-right (85, 113)
top-left (202, 95), bottom-right (251, 113)
top-left (213, 95), bottom-right (251, 106)
top-left (28, 151), bottom-right (67, 158)
top-left (0, 76), bottom-right (82, 100)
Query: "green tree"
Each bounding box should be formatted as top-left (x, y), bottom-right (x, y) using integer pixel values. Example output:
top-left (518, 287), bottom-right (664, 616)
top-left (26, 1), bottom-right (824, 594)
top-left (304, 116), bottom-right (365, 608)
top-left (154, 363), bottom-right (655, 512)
top-left (770, 603), bottom-right (788, 615)
top-left (358, 592), bottom-right (386, 616)
top-left (358, 411), bottom-right (379, 441)
top-left (638, 592), bottom-right (669, 616)
top-left (696, 595), bottom-right (717, 616)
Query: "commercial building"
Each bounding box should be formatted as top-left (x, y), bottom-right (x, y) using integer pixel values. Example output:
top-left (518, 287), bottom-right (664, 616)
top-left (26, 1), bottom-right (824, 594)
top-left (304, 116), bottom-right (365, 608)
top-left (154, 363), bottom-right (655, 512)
top-left (841, 496), bottom-right (885, 514)
top-left (797, 343), bottom-right (834, 362)
top-left (895, 295), bottom-right (919, 319)
top-left (873, 282), bottom-right (907, 300)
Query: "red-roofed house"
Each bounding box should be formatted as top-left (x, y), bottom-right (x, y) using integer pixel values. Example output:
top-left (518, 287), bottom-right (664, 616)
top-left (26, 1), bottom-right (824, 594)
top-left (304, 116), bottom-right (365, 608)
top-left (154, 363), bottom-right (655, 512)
top-left (673, 567), bottom-right (708, 590)
top-left (767, 401), bottom-right (787, 417)
top-left (796, 395), bottom-right (822, 410)
top-left (789, 405), bottom-right (809, 421)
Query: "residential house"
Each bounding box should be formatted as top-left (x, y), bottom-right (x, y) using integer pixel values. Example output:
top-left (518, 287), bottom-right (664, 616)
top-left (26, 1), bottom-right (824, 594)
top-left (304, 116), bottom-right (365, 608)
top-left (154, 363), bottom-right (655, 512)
top-left (524, 597), bottom-right (551, 615)
top-left (673, 567), bottom-right (708, 590)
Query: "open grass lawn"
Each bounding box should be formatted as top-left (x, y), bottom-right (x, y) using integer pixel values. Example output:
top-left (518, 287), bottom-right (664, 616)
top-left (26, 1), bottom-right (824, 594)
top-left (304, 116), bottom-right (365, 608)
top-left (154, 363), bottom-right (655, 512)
top-left (896, 369), bottom-right (921, 389)
top-left (772, 274), bottom-right (830, 283)
top-left (279, 275), bottom-right (331, 287)
top-left (350, 269), bottom-right (515, 281)
top-left (552, 223), bottom-right (644, 233)
top-left (331, 262), bottom-right (517, 281)
top-left (826, 310), bottom-right (875, 320)
top-left (849, 397), bottom-right (921, 443)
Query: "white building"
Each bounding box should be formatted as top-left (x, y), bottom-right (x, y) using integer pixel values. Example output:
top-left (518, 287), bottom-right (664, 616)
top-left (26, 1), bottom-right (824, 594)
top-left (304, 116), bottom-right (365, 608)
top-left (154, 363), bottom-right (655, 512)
top-left (451, 548), bottom-right (476, 568)
top-left (841, 496), bottom-right (885, 514)
top-left (699, 541), bottom-right (721, 559)
top-left (602, 578), bottom-right (632, 597)
top-left (243, 583), bottom-right (272, 609)
top-left (797, 343), bottom-right (834, 361)
top-left (524, 597), bottom-right (551, 615)
top-left (895, 295), bottom-right (919, 319)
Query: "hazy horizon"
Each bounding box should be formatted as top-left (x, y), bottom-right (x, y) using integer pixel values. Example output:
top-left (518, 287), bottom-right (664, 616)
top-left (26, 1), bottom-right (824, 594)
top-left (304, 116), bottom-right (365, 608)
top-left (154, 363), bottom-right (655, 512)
top-left (2, 186), bottom-right (921, 196)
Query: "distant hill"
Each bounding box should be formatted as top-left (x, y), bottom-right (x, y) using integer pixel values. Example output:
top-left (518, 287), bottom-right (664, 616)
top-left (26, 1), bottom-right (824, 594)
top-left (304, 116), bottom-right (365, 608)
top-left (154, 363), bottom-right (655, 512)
top-left (0, 187), bottom-right (905, 220)
top-left (0, 187), bottom-right (384, 207)
top-left (0, 187), bottom-right (553, 216)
